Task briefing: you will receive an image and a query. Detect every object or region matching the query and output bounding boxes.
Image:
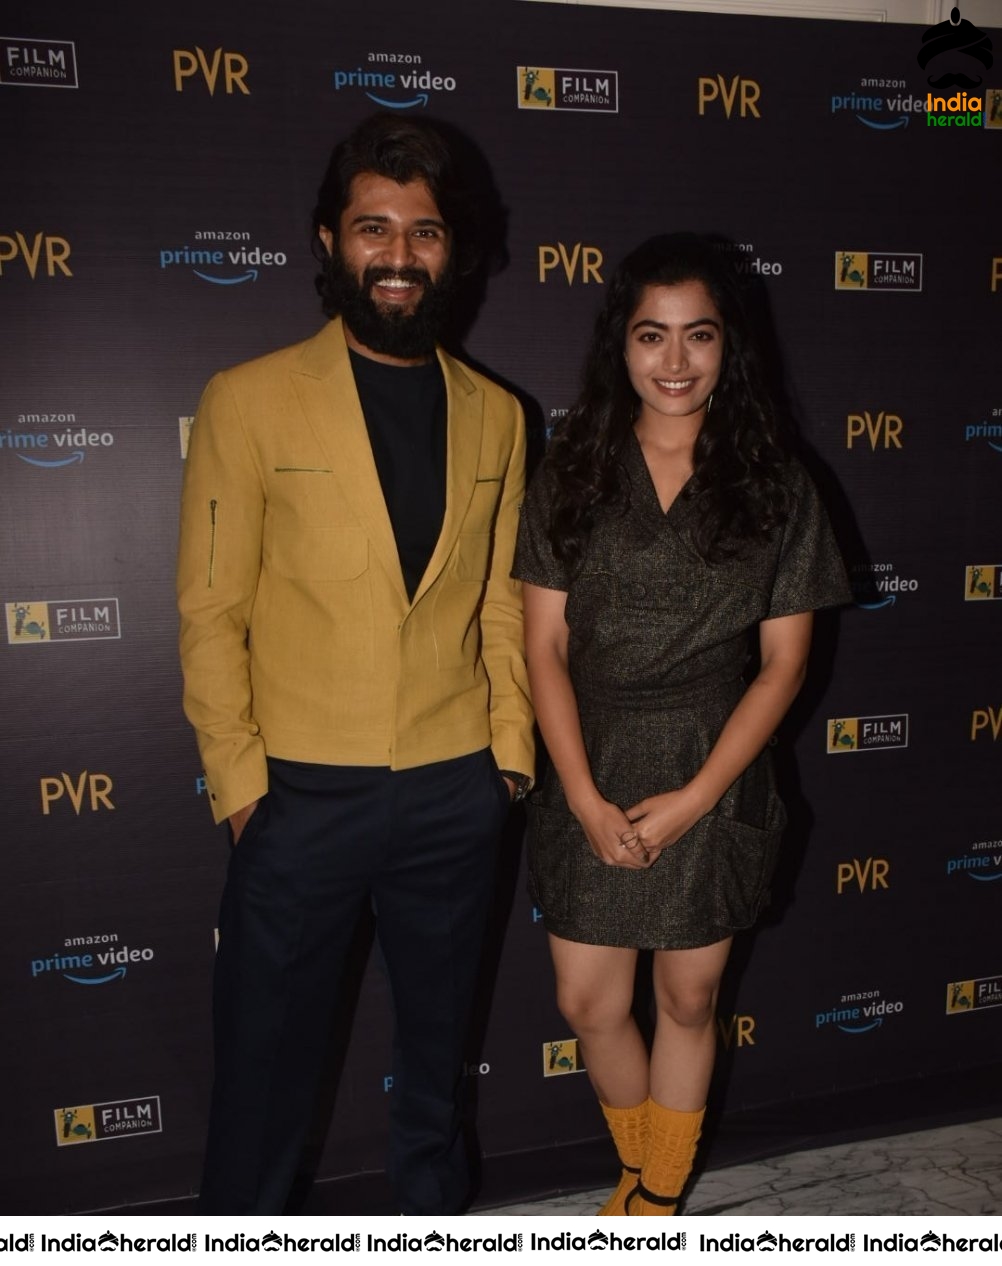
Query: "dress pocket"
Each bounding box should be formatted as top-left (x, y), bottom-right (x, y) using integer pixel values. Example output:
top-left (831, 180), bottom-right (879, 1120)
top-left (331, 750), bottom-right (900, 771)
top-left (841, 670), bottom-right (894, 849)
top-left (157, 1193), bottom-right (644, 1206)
top-left (703, 795), bottom-right (786, 928)
top-left (526, 801), bottom-right (580, 924)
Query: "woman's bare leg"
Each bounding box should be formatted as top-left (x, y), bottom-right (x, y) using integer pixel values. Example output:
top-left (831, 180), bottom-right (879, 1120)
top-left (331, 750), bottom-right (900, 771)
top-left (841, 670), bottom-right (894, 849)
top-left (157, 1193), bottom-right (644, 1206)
top-left (649, 938), bottom-right (732, 1108)
top-left (548, 933), bottom-right (647, 1106)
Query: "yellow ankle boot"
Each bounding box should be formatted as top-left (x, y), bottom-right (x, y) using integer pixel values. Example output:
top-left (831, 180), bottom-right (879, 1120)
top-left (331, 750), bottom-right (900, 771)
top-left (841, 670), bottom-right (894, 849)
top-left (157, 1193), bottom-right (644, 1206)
top-left (625, 1100), bottom-right (704, 1215)
top-left (596, 1100), bottom-right (648, 1216)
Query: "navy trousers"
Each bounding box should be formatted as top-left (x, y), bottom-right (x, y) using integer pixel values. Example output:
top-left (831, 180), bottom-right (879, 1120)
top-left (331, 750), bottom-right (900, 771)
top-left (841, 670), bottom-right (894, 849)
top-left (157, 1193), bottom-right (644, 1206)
top-left (197, 748), bottom-right (509, 1214)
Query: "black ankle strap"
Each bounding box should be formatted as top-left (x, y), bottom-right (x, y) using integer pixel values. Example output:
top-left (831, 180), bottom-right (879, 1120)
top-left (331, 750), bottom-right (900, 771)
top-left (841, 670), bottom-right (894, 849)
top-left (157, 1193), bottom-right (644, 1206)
top-left (625, 1180), bottom-right (679, 1211)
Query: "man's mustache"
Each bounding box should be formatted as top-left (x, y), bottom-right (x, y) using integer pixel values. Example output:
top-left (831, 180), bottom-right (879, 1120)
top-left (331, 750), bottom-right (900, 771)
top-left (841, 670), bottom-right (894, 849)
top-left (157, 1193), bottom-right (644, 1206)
top-left (927, 72), bottom-right (983, 89)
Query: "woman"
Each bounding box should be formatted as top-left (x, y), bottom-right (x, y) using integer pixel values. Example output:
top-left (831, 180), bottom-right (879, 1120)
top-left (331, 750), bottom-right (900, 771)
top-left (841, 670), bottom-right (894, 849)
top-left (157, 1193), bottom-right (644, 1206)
top-left (513, 234), bottom-right (850, 1216)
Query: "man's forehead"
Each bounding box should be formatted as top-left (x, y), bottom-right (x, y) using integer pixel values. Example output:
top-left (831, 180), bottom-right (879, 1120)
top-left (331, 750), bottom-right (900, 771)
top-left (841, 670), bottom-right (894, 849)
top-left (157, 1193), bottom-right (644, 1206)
top-left (343, 172), bottom-right (445, 222)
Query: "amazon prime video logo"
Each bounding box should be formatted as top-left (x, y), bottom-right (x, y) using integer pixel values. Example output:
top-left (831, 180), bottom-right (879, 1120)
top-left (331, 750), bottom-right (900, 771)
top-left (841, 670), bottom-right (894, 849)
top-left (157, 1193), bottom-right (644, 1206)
top-left (850, 562), bottom-right (918, 609)
top-left (31, 936), bottom-right (155, 986)
top-left (816, 989), bottom-right (904, 1034)
top-left (1, 417), bottom-right (114, 467)
top-left (830, 80), bottom-right (927, 130)
top-left (159, 234), bottom-right (288, 286)
top-left (333, 51), bottom-right (458, 110)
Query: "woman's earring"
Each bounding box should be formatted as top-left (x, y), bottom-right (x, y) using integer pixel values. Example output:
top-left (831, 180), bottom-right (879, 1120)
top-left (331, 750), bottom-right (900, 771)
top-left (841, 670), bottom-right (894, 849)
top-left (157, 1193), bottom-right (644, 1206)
top-left (706, 392), bottom-right (714, 413)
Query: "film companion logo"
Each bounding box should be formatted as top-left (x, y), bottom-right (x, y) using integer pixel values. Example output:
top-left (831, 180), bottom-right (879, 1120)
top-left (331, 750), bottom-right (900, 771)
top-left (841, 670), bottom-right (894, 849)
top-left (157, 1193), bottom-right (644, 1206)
top-left (517, 67), bottom-right (618, 113)
top-left (55, 1096), bottom-right (162, 1146)
top-left (835, 252), bottom-right (923, 292)
top-left (827, 715), bottom-right (909, 753)
top-left (946, 976), bottom-right (1002, 1015)
top-left (965, 566), bottom-right (1002, 600)
top-left (6, 599), bottom-right (120, 644)
top-left (0, 37), bottom-right (77, 87)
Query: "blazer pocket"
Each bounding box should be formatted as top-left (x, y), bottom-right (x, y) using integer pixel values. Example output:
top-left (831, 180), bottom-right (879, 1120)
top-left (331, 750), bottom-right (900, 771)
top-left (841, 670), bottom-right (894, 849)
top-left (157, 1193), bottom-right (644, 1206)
top-left (454, 532), bottom-right (492, 582)
top-left (269, 524), bottom-right (368, 581)
top-left (465, 476), bottom-right (504, 534)
top-left (431, 533), bottom-right (493, 669)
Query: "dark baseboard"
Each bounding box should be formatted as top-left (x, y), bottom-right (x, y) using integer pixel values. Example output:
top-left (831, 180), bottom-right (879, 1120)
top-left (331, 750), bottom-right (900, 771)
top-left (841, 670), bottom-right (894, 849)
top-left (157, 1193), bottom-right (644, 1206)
top-left (109, 1063), bottom-right (1002, 1217)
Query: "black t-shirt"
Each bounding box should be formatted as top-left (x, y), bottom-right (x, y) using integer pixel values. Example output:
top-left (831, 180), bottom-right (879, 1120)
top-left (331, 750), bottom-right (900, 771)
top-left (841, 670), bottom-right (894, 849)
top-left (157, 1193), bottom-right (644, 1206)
top-left (349, 348), bottom-right (447, 602)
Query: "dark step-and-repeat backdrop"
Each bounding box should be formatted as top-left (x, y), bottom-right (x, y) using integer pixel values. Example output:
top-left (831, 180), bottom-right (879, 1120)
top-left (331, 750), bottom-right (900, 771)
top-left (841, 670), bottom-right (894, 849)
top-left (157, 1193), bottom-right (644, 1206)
top-left (2, 0), bottom-right (999, 1214)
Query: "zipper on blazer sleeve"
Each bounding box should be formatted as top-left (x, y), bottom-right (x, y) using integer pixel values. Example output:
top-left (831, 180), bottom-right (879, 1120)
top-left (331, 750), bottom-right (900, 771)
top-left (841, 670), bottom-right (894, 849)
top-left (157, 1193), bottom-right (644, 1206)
top-left (208, 498), bottom-right (218, 588)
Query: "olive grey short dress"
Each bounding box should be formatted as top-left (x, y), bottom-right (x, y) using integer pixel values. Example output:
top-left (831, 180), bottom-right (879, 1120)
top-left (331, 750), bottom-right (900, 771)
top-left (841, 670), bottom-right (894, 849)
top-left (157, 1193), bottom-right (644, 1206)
top-left (513, 434), bottom-right (851, 950)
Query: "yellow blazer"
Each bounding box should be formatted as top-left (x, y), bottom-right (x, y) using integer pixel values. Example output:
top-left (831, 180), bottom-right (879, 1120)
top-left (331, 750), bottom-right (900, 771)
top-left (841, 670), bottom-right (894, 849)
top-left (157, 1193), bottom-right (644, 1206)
top-left (177, 318), bottom-right (533, 824)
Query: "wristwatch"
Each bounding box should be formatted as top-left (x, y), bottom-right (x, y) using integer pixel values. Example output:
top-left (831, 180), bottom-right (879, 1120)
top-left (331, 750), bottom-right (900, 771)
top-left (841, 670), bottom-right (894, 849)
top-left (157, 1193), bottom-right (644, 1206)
top-left (498, 770), bottom-right (533, 803)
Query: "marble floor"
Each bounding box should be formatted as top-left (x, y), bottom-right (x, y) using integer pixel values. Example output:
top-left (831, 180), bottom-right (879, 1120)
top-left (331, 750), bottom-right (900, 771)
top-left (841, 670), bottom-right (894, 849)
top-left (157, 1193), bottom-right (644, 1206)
top-left (471, 1116), bottom-right (1002, 1216)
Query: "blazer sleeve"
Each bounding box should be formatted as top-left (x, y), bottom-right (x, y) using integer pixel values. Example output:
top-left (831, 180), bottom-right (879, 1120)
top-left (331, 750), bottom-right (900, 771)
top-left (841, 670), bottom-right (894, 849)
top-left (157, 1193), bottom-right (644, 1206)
top-left (176, 371), bottom-right (269, 824)
top-left (479, 394), bottom-right (535, 782)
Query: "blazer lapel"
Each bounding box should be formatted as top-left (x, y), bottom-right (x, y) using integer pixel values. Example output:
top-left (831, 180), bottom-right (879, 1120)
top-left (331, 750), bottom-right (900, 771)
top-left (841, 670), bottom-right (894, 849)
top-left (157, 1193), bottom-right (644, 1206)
top-left (411, 348), bottom-right (483, 606)
top-left (290, 319), bottom-right (407, 602)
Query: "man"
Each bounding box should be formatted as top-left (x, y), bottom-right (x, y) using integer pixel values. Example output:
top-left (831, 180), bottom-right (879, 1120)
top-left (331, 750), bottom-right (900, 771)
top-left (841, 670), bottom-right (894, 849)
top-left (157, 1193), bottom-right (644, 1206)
top-left (177, 114), bottom-right (534, 1215)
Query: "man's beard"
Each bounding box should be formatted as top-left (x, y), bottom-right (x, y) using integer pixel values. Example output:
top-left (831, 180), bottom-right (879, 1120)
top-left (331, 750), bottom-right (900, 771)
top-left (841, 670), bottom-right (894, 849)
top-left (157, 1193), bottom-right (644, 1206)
top-left (323, 251), bottom-right (455, 359)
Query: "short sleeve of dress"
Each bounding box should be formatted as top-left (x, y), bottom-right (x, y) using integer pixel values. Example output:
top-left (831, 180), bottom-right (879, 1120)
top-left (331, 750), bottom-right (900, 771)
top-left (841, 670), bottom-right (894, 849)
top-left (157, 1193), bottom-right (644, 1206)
top-left (512, 465), bottom-right (571, 591)
top-left (767, 462), bottom-right (852, 618)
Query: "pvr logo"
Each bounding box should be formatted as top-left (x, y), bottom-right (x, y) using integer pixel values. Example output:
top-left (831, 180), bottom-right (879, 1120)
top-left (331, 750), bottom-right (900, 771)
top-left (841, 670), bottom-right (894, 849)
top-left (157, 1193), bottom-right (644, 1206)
top-left (717, 1013), bottom-right (755, 1048)
top-left (40, 772), bottom-right (114, 815)
top-left (846, 411), bottom-right (903, 450)
top-left (836, 858), bottom-right (890, 893)
top-left (538, 243), bottom-right (603, 284)
top-left (697, 75), bottom-right (761, 118)
top-left (971, 706), bottom-right (1002, 741)
top-left (173, 48), bottom-right (249, 95)
top-left (0, 232), bottom-right (71, 278)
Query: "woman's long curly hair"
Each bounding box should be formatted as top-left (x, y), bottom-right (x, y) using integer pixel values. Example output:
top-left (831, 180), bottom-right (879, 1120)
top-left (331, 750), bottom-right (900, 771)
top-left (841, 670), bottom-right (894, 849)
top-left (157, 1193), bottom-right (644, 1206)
top-left (545, 233), bottom-right (793, 567)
